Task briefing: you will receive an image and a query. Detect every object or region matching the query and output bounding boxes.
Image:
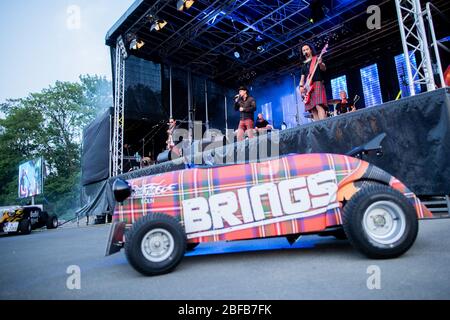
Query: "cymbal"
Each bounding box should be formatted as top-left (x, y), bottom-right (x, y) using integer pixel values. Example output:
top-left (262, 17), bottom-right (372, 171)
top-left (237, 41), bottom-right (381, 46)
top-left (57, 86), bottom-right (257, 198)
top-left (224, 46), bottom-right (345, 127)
top-left (327, 99), bottom-right (341, 105)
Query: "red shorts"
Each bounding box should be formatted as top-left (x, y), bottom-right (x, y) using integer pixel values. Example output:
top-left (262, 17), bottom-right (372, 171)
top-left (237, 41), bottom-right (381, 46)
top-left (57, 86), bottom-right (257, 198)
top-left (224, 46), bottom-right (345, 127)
top-left (238, 119), bottom-right (254, 131)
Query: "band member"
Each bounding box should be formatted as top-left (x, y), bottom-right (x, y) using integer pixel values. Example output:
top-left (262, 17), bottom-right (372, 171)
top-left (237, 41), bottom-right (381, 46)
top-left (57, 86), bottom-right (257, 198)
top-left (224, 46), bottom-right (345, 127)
top-left (166, 118), bottom-right (181, 156)
top-left (299, 43), bottom-right (328, 121)
top-left (166, 118), bottom-right (176, 149)
top-left (255, 113), bottom-right (273, 133)
top-left (234, 86), bottom-right (256, 141)
top-left (335, 90), bottom-right (356, 115)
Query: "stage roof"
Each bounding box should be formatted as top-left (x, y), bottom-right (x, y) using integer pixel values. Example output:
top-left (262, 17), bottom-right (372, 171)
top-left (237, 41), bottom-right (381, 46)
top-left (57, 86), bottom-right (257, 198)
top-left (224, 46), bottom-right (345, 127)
top-left (106, 0), bottom-right (449, 86)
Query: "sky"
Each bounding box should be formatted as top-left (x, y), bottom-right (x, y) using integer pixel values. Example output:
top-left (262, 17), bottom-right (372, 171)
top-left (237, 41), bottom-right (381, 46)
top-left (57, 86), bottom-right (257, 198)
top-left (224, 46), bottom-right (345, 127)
top-left (0, 0), bottom-right (135, 103)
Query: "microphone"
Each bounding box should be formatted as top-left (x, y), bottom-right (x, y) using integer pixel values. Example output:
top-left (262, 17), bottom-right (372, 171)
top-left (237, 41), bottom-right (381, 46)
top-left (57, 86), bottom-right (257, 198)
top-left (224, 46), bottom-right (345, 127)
top-left (234, 94), bottom-right (240, 99)
top-left (152, 124), bottom-right (159, 128)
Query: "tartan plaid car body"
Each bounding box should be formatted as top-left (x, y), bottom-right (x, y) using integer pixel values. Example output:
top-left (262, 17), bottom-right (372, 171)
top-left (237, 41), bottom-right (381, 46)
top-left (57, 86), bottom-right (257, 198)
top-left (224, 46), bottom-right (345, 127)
top-left (106, 153), bottom-right (431, 275)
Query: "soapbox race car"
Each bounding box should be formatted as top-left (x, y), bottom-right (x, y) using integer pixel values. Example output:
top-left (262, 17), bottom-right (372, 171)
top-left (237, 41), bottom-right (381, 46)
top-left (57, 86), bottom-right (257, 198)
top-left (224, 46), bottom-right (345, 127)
top-left (0, 205), bottom-right (58, 235)
top-left (106, 142), bottom-right (431, 276)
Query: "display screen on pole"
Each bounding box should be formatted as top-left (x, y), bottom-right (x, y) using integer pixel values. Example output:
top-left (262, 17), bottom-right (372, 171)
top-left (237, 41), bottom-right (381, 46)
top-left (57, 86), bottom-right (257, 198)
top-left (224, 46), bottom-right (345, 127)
top-left (18, 157), bottom-right (43, 198)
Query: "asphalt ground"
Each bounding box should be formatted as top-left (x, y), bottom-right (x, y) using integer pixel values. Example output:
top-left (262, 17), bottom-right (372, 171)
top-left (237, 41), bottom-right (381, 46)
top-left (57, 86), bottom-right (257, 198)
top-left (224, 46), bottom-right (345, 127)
top-left (0, 218), bottom-right (449, 300)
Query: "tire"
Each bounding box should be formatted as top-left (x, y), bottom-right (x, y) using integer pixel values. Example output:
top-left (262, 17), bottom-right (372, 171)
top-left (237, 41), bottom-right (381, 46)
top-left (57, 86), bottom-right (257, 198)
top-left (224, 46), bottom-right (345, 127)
top-left (343, 185), bottom-right (418, 259)
top-left (125, 213), bottom-right (186, 276)
top-left (46, 214), bottom-right (58, 229)
top-left (186, 243), bottom-right (199, 251)
top-left (19, 218), bottom-right (32, 235)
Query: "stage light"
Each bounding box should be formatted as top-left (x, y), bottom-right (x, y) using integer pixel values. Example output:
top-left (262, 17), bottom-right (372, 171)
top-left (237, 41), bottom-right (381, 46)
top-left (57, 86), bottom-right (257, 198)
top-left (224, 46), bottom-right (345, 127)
top-left (234, 50), bottom-right (241, 59)
top-left (129, 38), bottom-right (145, 50)
top-left (257, 45), bottom-right (265, 53)
top-left (177, 0), bottom-right (195, 11)
top-left (151, 19), bottom-right (167, 32)
top-left (309, 0), bottom-right (325, 24)
top-left (255, 35), bottom-right (264, 42)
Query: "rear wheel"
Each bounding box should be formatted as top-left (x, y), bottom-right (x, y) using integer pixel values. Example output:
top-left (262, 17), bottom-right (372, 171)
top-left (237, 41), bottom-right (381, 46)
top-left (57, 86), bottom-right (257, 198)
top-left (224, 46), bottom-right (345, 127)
top-left (343, 185), bottom-right (418, 259)
top-left (19, 218), bottom-right (32, 235)
top-left (125, 213), bottom-right (186, 276)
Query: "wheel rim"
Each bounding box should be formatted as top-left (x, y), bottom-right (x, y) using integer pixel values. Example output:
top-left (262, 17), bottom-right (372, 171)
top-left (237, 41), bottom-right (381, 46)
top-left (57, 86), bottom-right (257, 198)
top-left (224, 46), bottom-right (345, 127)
top-left (362, 200), bottom-right (406, 245)
top-left (141, 228), bottom-right (175, 263)
top-left (52, 217), bottom-right (58, 228)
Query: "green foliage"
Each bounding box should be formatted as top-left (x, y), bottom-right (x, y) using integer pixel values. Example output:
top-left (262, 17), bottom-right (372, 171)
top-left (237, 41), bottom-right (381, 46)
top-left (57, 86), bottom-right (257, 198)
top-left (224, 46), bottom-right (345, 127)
top-left (0, 75), bottom-right (112, 218)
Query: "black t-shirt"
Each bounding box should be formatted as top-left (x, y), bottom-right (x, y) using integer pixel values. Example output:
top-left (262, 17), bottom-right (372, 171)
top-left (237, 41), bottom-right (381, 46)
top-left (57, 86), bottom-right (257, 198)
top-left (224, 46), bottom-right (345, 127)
top-left (301, 59), bottom-right (324, 82)
top-left (336, 99), bottom-right (354, 114)
top-left (255, 119), bottom-right (269, 128)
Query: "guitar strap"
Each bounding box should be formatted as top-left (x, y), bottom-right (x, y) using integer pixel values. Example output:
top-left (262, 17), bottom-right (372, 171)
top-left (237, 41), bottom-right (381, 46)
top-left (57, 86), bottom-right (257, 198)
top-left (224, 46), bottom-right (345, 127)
top-left (307, 56), bottom-right (318, 85)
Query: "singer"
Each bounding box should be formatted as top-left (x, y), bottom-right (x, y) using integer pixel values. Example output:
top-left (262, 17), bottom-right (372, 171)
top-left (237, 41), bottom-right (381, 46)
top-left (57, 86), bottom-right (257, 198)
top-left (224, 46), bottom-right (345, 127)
top-left (234, 86), bottom-right (256, 141)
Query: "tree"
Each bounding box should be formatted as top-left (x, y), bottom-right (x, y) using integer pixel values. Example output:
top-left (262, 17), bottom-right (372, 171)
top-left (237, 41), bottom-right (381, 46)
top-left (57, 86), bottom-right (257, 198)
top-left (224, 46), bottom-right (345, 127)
top-left (0, 75), bottom-right (112, 218)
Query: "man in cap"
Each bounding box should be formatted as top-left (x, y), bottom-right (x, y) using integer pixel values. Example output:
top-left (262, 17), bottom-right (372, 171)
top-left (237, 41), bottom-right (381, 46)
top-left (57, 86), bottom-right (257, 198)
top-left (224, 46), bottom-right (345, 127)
top-left (234, 86), bottom-right (256, 141)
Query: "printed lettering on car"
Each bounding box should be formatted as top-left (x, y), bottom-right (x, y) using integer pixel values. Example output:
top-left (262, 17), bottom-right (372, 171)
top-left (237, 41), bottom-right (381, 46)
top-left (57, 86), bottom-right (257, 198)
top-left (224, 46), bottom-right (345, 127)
top-left (182, 170), bottom-right (338, 238)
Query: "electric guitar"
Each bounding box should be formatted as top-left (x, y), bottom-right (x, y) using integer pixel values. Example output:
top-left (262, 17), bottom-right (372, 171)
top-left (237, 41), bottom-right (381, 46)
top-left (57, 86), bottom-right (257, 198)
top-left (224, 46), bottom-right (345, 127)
top-left (302, 43), bottom-right (328, 105)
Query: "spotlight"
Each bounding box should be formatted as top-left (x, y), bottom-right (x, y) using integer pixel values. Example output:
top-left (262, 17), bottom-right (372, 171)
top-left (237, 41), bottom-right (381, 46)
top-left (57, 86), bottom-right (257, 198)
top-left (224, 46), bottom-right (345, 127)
top-left (128, 36), bottom-right (145, 50)
top-left (151, 19), bottom-right (167, 32)
top-left (309, 0), bottom-right (325, 24)
top-left (257, 45), bottom-right (265, 53)
top-left (234, 50), bottom-right (241, 59)
top-left (177, 0), bottom-right (195, 11)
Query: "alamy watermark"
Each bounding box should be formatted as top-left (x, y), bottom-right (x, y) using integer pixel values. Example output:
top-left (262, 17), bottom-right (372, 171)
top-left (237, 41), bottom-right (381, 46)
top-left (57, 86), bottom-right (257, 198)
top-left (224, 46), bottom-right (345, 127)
top-left (366, 265), bottom-right (381, 290)
top-left (66, 5), bottom-right (81, 30)
top-left (66, 265), bottom-right (81, 290)
top-left (367, 5), bottom-right (381, 30)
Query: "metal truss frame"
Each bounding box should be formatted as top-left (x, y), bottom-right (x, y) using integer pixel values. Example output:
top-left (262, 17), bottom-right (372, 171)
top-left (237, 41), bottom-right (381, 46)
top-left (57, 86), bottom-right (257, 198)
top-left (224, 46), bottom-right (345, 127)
top-left (395, 0), bottom-right (436, 95)
top-left (112, 36), bottom-right (127, 177)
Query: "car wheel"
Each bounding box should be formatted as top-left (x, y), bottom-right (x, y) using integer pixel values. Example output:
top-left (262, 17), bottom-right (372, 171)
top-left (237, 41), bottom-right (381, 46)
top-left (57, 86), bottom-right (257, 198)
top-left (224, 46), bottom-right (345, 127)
top-left (186, 243), bottom-right (199, 251)
top-left (46, 214), bottom-right (58, 229)
top-left (19, 218), bottom-right (32, 235)
top-left (125, 213), bottom-right (186, 276)
top-left (343, 185), bottom-right (418, 259)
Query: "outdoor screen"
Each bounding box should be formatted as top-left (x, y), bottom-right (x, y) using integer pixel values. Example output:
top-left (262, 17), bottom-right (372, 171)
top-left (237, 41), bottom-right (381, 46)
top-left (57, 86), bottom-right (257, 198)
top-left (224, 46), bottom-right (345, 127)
top-left (18, 157), bottom-right (43, 198)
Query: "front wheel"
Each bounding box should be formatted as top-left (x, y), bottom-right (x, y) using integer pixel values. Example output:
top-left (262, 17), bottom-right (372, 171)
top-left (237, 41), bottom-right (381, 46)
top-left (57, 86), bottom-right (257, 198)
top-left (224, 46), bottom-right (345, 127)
top-left (46, 214), bottom-right (58, 229)
top-left (125, 213), bottom-right (186, 276)
top-left (343, 185), bottom-right (418, 259)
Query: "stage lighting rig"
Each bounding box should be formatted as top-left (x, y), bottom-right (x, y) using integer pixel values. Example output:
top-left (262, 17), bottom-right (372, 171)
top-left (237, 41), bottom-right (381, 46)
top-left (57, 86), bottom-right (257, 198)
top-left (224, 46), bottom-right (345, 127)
top-left (129, 38), bottom-right (145, 50)
top-left (233, 48), bottom-right (242, 59)
top-left (150, 19), bottom-right (168, 31)
top-left (257, 45), bottom-right (265, 53)
top-left (177, 0), bottom-right (195, 11)
top-left (127, 34), bottom-right (145, 50)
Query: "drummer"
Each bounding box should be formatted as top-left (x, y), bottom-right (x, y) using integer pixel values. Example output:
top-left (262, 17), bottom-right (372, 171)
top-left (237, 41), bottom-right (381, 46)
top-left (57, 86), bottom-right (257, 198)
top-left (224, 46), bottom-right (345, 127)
top-left (335, 91), bottom-right (356, 115)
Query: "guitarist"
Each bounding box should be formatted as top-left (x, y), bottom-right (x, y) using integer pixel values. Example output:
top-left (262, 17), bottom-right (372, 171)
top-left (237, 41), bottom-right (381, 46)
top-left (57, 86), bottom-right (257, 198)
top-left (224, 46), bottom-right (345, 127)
top-left (299, 43), bottom-right (328, 121)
